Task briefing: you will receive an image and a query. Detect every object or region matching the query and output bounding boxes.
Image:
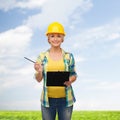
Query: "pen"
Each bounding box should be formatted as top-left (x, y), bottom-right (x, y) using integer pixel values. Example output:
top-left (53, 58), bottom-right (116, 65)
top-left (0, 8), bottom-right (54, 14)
top-left (24, 57), bottom-right (44, 65)
top-left (24, 57), bottom-right (35, 63)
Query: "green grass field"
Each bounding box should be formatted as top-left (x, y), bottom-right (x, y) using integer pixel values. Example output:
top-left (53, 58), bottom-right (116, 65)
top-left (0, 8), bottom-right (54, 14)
top-left (0, 111), bottom-right (120, 120)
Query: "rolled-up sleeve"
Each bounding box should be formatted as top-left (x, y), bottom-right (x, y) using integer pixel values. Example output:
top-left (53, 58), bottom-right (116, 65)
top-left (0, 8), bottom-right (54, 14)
top-left (69, 53), bottom-right (77, 77)
top-left (34, 54), bottom-right (43, 78)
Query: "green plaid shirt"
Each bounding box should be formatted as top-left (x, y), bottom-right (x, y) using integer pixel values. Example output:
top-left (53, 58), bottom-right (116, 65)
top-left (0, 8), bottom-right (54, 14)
top-left (35, 49), bottom-right (77, 107)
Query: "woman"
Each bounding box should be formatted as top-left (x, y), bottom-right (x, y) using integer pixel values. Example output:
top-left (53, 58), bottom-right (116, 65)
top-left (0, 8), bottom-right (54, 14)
top-left (34, 22), bottom-right (77, 120)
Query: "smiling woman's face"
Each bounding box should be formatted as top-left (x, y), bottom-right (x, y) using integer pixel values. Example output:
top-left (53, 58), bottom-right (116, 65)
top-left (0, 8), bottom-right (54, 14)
top-left (48, 33), bottom-right (64, 47)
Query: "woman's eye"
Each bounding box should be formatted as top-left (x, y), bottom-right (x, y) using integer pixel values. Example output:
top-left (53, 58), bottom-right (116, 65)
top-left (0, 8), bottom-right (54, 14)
top-left (57, 35), bottom-right (61, 38)
top-left (50, 35), bottom-right (54, 37)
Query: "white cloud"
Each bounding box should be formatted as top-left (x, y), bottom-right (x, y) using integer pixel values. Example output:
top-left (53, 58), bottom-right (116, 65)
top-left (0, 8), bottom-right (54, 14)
top-left (68, 19), bottom-right (120, 50)
top-left (81, 78), bottom-right (120, 91)
top-left (0, 0), bottom-right (16, 11)
top-left (74, 99), bottom-right (120, 110)
top-left (108, 33), bottom-right (120, 40)
top-left (95, 81), bottom-right (120, 91)
top-left (25, 0), bottom-right (93, 29)
top-left (74, 79), bottom-right (120, 110)
top-left (34, 81), bottom-right (43, 90)
top-left (0, 0), bottom-right (47, 11)
top-left (0, 25), bottom-right (33, 56)
top-left (16, 0), bottom-right (47, 9)
top-left (0, 25), bottom-right (34, 92)
top-left (0, 99), bottom-right (40, 110)
top-left (97, 40), bottom-right (120, 59)
top-left (0, 64), bottom-right (34, 91)
top-left (110, 42), bottom-right (120, 57)
top-left (75, 55), bottom-right (86, 63)
top-left (63, 19), bottom-right (120, 61)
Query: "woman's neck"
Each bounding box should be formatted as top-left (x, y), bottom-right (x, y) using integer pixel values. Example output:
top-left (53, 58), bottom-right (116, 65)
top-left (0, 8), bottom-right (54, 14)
top-left (49, 47), bottom-right (63, 60)
top-left (50, 47), bottom-right (62, 53)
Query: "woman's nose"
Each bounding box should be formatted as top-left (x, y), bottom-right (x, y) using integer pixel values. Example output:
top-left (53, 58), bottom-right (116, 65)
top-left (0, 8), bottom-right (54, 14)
top-left (54, 37), bottom-right (57, 40)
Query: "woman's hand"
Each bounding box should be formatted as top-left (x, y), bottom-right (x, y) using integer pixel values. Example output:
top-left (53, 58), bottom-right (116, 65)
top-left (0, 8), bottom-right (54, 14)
top-left (34, 62), bottom-right (43, 82)
top-left (64, 75), bottom-right (77, 86)
top-left (64, 81), bottom-right (72, 87)
top-left (34, 62), bottom-right (43, 72)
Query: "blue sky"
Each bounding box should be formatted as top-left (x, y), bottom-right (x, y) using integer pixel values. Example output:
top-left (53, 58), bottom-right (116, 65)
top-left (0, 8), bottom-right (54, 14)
top-left (0, 0), bottom-right (120, 110)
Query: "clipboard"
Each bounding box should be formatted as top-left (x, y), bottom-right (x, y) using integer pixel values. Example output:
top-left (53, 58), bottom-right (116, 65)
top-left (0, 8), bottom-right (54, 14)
top-left (46, 71), bottom-right (70, 86)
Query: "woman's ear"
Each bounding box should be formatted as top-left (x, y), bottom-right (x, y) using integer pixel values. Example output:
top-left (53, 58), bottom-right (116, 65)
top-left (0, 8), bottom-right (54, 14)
top-left (48, 39), bottom-right (50, 44)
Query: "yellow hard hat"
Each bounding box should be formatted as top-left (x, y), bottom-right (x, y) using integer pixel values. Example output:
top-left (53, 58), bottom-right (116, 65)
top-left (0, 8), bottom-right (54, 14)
top-left (46, 22), bottom-right (66, 36)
